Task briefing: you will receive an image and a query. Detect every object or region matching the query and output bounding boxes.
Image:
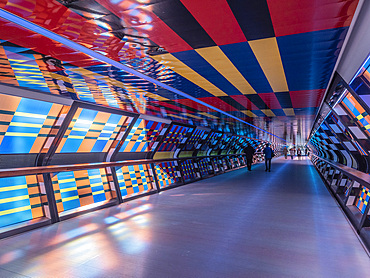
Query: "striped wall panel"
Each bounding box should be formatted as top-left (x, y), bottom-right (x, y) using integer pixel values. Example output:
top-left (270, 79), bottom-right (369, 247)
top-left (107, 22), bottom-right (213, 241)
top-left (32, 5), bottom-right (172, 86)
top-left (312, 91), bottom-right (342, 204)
top-left (51, 168), bottom-right (112, 213)
top-left (0, 93), bottom-right (65, 154)
top-left (0, 175), bottom-right (45, 228)
top-left (56, 108), bottom-right (129, 153)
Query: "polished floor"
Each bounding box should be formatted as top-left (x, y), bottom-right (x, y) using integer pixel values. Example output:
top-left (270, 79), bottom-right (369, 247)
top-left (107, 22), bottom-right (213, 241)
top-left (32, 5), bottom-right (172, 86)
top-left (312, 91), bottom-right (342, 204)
top-left (1, 157), bottom-right (370, 278)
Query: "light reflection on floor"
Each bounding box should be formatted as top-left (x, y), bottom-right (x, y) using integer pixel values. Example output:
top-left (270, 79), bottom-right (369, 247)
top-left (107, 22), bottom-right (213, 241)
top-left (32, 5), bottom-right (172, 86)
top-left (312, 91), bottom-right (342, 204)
top-left (0, 157), bottom-right (369, 277)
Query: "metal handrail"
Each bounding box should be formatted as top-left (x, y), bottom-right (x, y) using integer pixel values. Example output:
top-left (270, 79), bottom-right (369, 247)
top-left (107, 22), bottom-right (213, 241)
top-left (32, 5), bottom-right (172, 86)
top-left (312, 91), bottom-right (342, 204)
top-left (0, 153), bottom-right (248, 178)
top-left (311, 154), bottom-right (370, 188)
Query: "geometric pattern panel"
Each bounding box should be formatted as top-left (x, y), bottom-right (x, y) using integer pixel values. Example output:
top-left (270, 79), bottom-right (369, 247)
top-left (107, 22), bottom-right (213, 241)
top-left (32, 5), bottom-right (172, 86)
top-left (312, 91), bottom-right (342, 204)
top-left (157, 124), bottom-right (192, 152)
top-left (154, 162), bottom-right (181, 189)
top-left (0, 175), bottom-right (45, 228)
top-left (51, 168), bottom-right (112, 213)
top-left (198, 158), bottom-right (210, 177)
top-left (184, 128), bottom-right (207, 151)
top-left (356, 186), bottom-right (370, 214)
top-left (120, 118), bottom-right (166, 152)
top-left (0, 93), bottom-right (65, 154)
top-left (116, 164), bottom-right (154, 198)
top-left (341, 92), bottom-right (370, 137)
top-left (56, 108), bottom-right (130, 153)
top-left (181, 159), bottom-right (197, 181)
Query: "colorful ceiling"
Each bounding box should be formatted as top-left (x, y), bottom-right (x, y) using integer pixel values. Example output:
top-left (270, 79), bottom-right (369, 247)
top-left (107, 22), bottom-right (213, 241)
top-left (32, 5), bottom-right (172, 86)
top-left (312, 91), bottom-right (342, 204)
top-left (0, 0), bottom-right (360, 144)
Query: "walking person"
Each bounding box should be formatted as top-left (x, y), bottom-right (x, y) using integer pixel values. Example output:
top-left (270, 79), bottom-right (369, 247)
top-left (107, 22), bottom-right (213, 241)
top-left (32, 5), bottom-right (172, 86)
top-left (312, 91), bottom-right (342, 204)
top-left (263, 143), bottom-right (274, 172)
top-left (244, 143), bottom-right (255, 171)
top-left (297, 148), bottom-right (302, 160)
top-left (290, 147), bottom-right (295, 160)
top-left (283, 146), bottom-right (288, 159)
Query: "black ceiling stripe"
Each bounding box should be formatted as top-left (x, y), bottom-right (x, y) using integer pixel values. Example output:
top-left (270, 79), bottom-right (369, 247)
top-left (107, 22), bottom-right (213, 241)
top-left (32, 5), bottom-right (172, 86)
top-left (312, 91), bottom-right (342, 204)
top-left (274, 92), bottom-right (293, 108)
top-left (150, 0), bottom-right (216, 49)
top-left (227, 0), bottom-right (275, 41)
top-left (245, 94), bottom-right (270, 110)
top-left (219, 96), bottom-right (248, 111)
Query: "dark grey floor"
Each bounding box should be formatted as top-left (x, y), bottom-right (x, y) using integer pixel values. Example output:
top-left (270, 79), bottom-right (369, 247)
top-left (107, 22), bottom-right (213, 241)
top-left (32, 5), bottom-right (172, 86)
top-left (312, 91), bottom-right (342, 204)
top-left (0, 157), bottom-right (369, 278)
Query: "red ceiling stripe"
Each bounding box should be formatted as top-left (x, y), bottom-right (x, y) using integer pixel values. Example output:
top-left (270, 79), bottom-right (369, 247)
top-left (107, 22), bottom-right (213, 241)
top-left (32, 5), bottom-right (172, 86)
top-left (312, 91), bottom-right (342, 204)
top-left (267, 0), bottom-right (359, 37)
top-left (198, 97), bottom-right (239, 112)
top-left (173, 99), bottom-right (215, 112)
top-left (258, 93), bottom-right (282, 109)
top-left (289, 89), bottom-right (325, 108)
top-left (95, 0), bottom-right (193, 53)
top-left (180, 0), bottom-right (246, 45)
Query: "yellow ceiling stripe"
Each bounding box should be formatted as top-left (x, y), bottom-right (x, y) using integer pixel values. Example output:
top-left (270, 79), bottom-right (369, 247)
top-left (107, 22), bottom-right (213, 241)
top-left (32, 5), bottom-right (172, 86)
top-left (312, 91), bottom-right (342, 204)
top-left (261, 109), bottom-right (276, 117)
top-left (152, 53), bottom-right (227, 97)
top-left (199, 112), bottom-right (219, 119)
top-left (184, 113), bottom-right (204, 120)
top-left (283, 108), bottom-right (295, 116)
top-left (241, 110), bottom-right (257, 117)
top-left (196, 46), bottom-right (256, 95)
top-left (248, 38), bottom-right (288, 92)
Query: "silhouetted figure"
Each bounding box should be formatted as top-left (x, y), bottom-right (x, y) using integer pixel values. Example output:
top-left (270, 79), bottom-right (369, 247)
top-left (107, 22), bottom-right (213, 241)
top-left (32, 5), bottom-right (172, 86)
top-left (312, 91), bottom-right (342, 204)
top-left (290, 148), bottom-right (295, 160)
top-left (297, 148), bottom-right (302, 160)
top-left (244, 143), bottom-right (255, 171)
top-left (263, 143), bottom-right (274, 172)
top-left (283, 147), bottom-right (288, 159)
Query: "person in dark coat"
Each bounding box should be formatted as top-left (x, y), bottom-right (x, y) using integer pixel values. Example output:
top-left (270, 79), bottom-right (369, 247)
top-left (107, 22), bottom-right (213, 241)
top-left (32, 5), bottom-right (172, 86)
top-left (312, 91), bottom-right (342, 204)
top-left (263, 143), bottom-right (274, 172)
top-left (244, 143), bottom-right (255, 171)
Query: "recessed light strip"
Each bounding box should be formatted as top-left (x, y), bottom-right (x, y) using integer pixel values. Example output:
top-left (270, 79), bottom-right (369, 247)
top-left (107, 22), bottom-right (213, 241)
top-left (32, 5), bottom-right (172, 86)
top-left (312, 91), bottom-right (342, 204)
top-left (0, 8), bottom-right (285, 141)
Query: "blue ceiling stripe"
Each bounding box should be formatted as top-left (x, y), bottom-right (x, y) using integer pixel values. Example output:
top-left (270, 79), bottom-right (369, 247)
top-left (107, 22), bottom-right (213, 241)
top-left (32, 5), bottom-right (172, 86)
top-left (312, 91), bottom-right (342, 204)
top-left (220, 42), bottom-right (273, 93)
top-left (172, 50), bottom-right (242, 96)
top-left (278, 27), bottom-right (349, 91)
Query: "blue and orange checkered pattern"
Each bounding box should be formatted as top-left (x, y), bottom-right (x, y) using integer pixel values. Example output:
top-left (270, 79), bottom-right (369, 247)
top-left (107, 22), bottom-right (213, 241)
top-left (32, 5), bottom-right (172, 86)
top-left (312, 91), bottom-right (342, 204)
top-left (356, 186), bottom-right (370, 214)
top-left (57, 108), bottom-right (129, 153)
top-left (0, 93), bottom-right (65, 154)
top-left (0, 175), bottom-right (45, 228)
top-left (154, 163), bottom-right (177, 189)
top-left (155, 162), bottom-right (180, 189)
top-left (116, 164), bottom-right (154, 198)
top-left (51, 168), bottom-right (112, 213)
top-left (120, 119), bottom-right (166, 152)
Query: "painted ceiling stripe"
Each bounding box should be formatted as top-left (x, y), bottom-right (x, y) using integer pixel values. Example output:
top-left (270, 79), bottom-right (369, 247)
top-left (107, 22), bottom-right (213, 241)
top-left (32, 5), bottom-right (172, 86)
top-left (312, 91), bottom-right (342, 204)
top-left (173, 50), bottom-right (241, 96)
top-left (198, 97), bottom-right (238, 112)
top-left (241, 110), bottom-right (257, 117)
top-left (258, 93), bottom-right (282, 109)
top-left (274, 92), bottom-right (292, 108)
top-left (227, 0), bottom-right (275, 41)
top-left (95, 0), bottom-right (193, 53)
top-left (230, 95), bottom-right (259, 110)
top-left (195, 46), bottom-right (257, 95)
top-left (267, 0), bottom-right (359, 37)
top-left (152, 53), bottom-right (227, 97)
top-left (179, 0), bottom-right (246, 45)
top-left (245, 94), bottom-right (270, 110)
top-left (199, 112), bottom-right (219, 119)
top-left (261, 109), bottom-right (275, 117)
top-left (150, 0), bottom-right (216, 49)
top-left (248, 37), bottom-right (288, 92)
top-left (220, 42), bottom-right (272, 93)
top-left (277, 27), bottom-right (348, 91)
top-left (0, 8), bottom-right (285, 141)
